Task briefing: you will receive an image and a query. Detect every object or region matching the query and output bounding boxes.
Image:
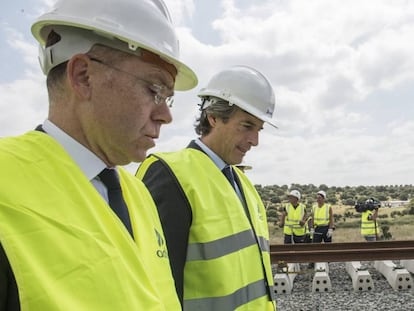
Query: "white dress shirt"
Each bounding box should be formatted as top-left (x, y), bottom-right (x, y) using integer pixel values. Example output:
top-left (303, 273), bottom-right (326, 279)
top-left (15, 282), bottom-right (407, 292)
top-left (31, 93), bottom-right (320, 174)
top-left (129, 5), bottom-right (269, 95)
top-left (42, 119), bottom-right (109, 201)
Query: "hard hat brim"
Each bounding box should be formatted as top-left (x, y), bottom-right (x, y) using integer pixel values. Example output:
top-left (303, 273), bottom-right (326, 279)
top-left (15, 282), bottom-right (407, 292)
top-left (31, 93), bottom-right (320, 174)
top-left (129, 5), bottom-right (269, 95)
top-left (31, 18), bottom-right (198, 91)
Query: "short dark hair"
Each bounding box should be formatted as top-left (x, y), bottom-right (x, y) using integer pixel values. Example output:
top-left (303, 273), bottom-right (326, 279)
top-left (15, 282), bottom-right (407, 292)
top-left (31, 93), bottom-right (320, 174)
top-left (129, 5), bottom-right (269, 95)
top-left (194, 97), bottom-right (238, 136)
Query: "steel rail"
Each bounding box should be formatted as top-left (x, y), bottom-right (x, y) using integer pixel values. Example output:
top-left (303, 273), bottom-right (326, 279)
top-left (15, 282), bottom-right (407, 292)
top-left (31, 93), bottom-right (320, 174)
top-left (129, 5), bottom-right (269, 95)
top-left (270, 240), bottom-right (414, 263)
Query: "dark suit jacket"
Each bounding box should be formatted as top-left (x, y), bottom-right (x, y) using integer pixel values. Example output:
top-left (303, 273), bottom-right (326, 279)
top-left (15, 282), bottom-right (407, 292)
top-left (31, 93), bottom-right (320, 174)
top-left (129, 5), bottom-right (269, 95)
top-left (0, 244), bottom-right (19, 311)
top-left (139, 140), bottom-right (247, 305)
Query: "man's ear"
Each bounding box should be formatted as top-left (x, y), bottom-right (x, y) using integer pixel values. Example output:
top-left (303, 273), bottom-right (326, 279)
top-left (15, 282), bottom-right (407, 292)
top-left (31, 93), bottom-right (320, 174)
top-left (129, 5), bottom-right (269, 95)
top-left (66, 54), bottom-right (92, 99)
top-left (207, 114), bottom-right (217, 127)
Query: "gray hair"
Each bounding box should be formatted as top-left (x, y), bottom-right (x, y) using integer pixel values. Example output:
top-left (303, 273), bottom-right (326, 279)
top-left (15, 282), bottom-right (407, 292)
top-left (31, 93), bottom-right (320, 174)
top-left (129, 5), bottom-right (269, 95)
top-left (194, 97), bottom-right (239, 136)
top-left (46, 28), bottom-right (129, 102)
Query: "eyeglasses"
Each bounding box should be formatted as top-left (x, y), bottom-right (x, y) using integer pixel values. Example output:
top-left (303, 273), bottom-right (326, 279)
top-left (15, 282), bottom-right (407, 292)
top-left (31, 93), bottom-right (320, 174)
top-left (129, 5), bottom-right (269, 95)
top-left (89, 57), bottom-right (174, 107)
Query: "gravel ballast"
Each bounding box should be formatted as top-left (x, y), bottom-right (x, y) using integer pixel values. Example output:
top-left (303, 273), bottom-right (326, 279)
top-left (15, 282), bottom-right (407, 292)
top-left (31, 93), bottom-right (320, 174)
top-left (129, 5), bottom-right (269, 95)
top-left (274, 261), bottom-right (414, 311)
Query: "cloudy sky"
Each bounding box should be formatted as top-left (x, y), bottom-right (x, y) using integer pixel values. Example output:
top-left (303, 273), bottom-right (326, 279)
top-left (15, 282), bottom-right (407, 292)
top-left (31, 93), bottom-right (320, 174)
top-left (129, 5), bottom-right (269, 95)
top-left (1, 0), bottom-right (414, 187)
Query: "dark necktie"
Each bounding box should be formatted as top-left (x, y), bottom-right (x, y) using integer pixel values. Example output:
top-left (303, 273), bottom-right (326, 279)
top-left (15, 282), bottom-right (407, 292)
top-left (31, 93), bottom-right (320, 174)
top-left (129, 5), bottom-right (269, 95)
top-left (222, 165), bottom-right (236, 190)
top-left (98, 168), bottom-right (133, 237)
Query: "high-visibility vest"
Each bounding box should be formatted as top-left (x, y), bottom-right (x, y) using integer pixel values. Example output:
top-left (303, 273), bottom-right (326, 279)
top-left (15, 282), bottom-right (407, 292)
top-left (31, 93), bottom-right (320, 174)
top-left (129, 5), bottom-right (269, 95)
top-left (141, 149), bottom-right (276, 311)
top-left (312, 203), bottom-right (330, 226)
top-left (361, 210), bottom-right (377, 236)
top-left (0, 131), bottom-right (180, 311)
top-left (283, 203), bottom-right (306, 236)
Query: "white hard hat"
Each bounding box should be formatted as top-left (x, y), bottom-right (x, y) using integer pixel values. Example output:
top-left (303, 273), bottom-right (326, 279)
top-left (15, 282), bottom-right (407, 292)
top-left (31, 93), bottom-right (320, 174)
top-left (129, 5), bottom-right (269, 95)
top-left (198, 66), bottom-right (277, 128)
top-left (288, 190), bottom-right (301, 200)
top-left (317, 190), bottom-right (326, 199)
top-left (31, 0), bottom-right (197, 91)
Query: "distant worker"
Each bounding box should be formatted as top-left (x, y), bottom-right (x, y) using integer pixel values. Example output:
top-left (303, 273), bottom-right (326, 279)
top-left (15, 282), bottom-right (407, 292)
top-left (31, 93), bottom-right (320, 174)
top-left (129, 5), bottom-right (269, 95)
top-left (361, 198), bottom-right (380, 241)
top-left (279, 190), bottom-right (307, 244)
top-left (310, 190), bottom-right (334, 243)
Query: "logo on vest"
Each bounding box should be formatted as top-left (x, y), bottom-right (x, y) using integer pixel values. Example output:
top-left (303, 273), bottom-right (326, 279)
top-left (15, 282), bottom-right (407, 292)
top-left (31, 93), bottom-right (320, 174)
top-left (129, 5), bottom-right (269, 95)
top-left (155, 229), bottom-right (169, 258)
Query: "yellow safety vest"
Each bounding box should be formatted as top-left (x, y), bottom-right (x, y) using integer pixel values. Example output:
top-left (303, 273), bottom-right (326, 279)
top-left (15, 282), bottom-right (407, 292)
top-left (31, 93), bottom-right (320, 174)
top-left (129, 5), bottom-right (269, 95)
top-left (0, 131), bottom-right (180, 311)
top-left (139, 149), bottom-right (276, 311)
top-left (361, 210), bottom-right (377, 236)
top-left (283, 203), bottom-right (306, 236)
top-left (312, 203), bottom-right (330, 226)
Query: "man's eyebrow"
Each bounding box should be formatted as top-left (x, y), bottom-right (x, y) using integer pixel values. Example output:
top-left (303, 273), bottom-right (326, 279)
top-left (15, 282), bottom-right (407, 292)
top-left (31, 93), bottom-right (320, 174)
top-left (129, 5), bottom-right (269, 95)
top-left (241, 120), bottom-right (263, 129)
top-left (142, 62), bottom-right (175, 85)
top-left (241, 120), bottom-right (254, 125)
top-left (146, 72), bottom-right (175, 94)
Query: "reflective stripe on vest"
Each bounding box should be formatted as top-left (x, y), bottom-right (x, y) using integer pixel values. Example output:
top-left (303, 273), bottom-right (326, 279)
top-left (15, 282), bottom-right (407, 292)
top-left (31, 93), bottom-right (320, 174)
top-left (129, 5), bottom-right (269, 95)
top-left (313, 203), bottom-right (330, 226)
top-left (283, 203), bottom-right (306, 235)
top-left (184, 279), bottom-right (272, 311)
top-left (361, 210), bottom-right (377, 235)
top-left (0, 132), bottom-right (180, 311)
top-left (187, 229), bottom-right (270, 261)
top-left (150, 149), bottom-right (276, 311)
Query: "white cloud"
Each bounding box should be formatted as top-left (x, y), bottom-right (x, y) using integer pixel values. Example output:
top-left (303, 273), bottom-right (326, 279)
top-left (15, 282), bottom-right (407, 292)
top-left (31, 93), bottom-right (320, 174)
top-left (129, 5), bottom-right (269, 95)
top-left (0, 8), bottom-right (48, 137)
top-left (2, 0), bottom-right (414, 187)
top-left (4, 26), bottom-right (39, 69)
top-left (0, 78), bottom-right (47, 137)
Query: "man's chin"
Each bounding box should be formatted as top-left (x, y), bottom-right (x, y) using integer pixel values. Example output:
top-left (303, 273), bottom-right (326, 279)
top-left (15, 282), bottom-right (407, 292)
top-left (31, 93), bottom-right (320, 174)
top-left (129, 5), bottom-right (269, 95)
top-left (126, 150), bottom-right (148, 165)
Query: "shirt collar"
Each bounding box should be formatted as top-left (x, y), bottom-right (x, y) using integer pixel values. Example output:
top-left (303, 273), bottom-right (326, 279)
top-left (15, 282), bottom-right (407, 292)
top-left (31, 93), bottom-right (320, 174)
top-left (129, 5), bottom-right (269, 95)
top-left (194, 138), bottom-right (227, 171)
top-left (42, 120), bottom-right (106, 180)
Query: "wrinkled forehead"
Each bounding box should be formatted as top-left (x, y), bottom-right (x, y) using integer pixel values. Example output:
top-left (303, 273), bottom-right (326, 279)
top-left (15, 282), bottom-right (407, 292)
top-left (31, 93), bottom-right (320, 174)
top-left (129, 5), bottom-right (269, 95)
top-left (140, 49), bottom-right (177, 80)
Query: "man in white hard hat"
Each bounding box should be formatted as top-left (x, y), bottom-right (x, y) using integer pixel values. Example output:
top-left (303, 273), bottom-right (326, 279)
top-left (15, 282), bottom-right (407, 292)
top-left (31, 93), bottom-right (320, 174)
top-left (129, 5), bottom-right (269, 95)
top-left (137, 66), bottom-right (277, 310)
top-left (309, 190), bottom-right (335, 243)
top-left (279, 190), bottom-right (308, 244)
top-left (0, 0), bottom-right (197, 310)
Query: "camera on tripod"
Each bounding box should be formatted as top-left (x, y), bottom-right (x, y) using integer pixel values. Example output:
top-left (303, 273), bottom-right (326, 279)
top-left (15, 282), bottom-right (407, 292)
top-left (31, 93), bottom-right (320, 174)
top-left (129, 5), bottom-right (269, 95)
top-left (354, 198), bottom-right (381, 213)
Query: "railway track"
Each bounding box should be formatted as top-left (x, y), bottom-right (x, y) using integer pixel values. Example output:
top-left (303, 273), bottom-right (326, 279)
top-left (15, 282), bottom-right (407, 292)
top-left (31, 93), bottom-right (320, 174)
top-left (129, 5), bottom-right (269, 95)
top-left (270, 240), bottom-right (414, 263)
top-left (270, 241), bottom-right (414, 310)
top-left (270, 240), bottom-right (414, 292)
